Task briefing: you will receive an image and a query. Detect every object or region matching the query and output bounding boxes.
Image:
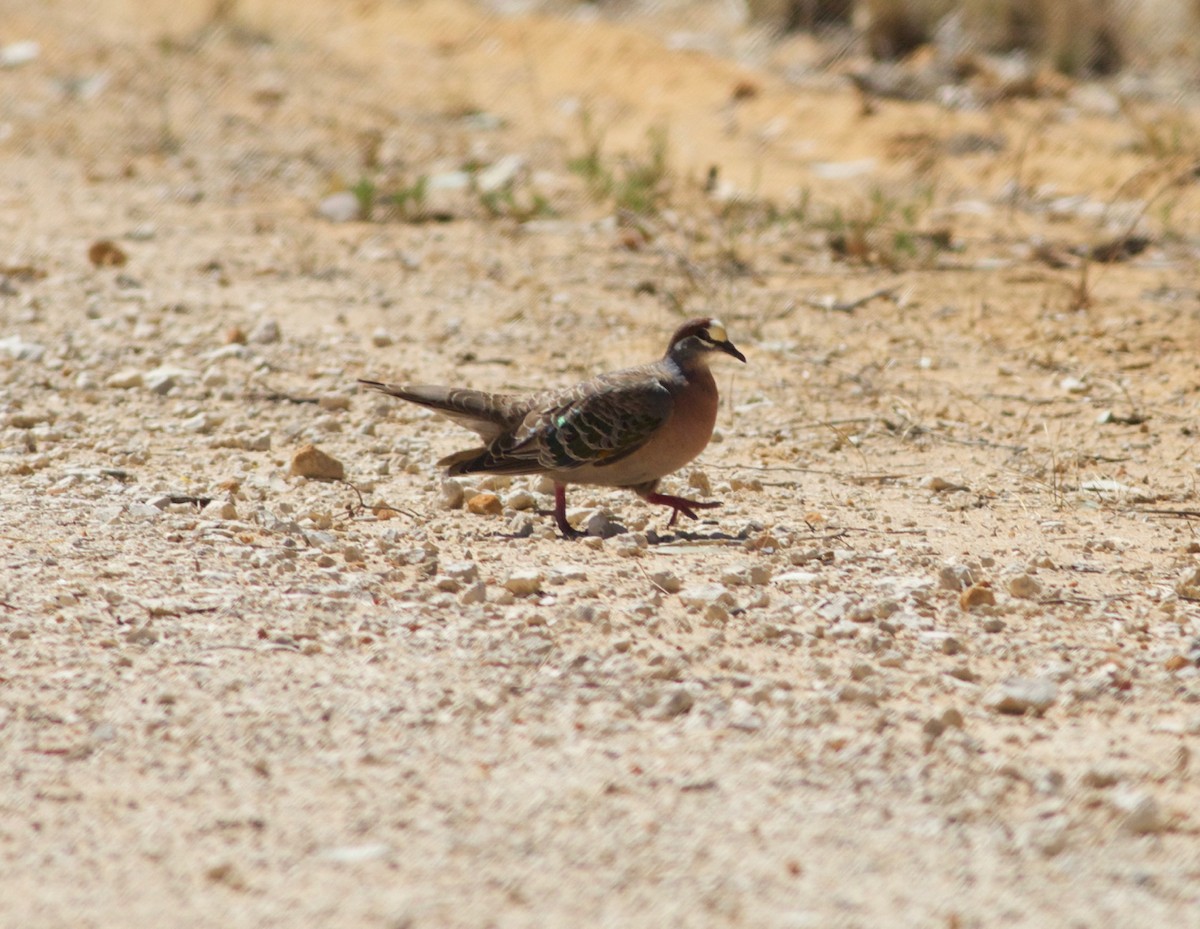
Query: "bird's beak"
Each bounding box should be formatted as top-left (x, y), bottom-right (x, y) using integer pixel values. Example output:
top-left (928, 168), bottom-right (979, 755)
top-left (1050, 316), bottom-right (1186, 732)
top-left (719, 340), bottom-right (747, 363)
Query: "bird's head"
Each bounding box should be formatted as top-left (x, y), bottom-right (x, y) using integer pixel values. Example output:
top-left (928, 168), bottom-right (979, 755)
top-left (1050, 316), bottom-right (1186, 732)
top-left (664, 317), bottom-right (747, 367)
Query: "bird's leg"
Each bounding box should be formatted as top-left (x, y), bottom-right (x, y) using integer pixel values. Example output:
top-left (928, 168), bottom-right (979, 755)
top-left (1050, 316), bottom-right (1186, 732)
top-left (643, 491), bottom-right (722, 527)
top-left (553, 483), bottom-right (584, 539)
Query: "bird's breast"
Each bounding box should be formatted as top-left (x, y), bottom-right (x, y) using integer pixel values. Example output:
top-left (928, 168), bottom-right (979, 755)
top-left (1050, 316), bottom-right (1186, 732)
top-left (652, 371), bottom-right (718, 462)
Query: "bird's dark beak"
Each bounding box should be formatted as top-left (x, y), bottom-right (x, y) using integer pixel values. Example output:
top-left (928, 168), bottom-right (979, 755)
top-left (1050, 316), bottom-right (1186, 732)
top-left (719, 340), bottom-right (747, 363)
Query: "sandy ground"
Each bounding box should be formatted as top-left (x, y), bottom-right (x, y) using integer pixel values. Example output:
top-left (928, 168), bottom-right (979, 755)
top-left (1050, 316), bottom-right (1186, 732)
top-left (2, 1), bottom-right (1200, 926)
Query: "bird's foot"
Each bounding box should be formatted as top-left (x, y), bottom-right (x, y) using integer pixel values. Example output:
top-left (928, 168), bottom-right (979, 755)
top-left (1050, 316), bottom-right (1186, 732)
top-left (643, 492), bottom-right (722, 528)
top-left (554, 514), bottom-right (585, 539)
top-left (553, 483), bottom-right (585, 539)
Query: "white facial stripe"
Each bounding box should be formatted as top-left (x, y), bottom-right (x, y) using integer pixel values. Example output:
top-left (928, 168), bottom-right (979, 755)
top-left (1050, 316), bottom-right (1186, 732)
top-left (706, 321), bottom-right (727, 343)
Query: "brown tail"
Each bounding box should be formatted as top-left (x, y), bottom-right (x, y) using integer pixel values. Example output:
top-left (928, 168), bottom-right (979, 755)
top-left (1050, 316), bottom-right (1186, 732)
top-left (358, 380), bottom-right (523, 441)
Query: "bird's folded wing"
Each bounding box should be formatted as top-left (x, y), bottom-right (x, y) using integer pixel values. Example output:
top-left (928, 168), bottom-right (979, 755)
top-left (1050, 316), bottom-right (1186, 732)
top-left (484, 379), bottom-right (673, 473)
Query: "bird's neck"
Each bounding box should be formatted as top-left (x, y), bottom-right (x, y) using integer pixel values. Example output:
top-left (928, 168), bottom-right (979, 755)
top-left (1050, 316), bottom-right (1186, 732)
top-left (664, 350), bottom-right (706, 375)
top-left (665, 352), bottom-right (716, 389)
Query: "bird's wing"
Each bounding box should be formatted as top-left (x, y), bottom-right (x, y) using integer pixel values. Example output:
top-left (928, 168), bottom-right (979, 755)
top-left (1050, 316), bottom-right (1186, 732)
top-left (459, 373), bottom-right (674, 475)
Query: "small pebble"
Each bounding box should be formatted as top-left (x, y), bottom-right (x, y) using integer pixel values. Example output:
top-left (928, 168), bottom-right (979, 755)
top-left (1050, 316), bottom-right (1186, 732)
top-left (467, 492), bottom-right (503, 516)
top-left (837, 683), bottom-right (877, 706)
top-left (318, 394), bottom-right (351, 412)
top-left (440, 479), bottom-right (465, 510)
top-left (776, 570), bottom-right (820, 586)
top-left (1006, 573), bottom-right (1043, 599)
top-left (444, 561), bottom-right (479, 582)
top-left (585, 510), bottom-right (624, 538)
top-left (548, 564), bottom-right (587, 584)
top-left (143, 365), bottom-right (195, 395)
top-left (290, 444), bottom-right (345, 481)
top-left (318, 843), bottom-right (391, 864)
top-left (1081, 765), bottom-right (1121, 789)
top-left (611, 534), bottom-right (646, 557)
top-left (959, 584), bottom-right (996, 611)
top-left (460, 582), bottom-right (487, 605)
top-left (0, 335), bottom-right (47, 361)
top-left (202, 500), bottom-right (238, 520)
top-left (1023, 816), bottom-right (1070, 857)
top-left (88, 239), bottom-right (127, 267)
top-left (504, 489), bottom-right (537, 511)
top-left (1113, 790), bottom-right (1166, 835)
top-left (476, 154), bottom-right (526, 193)
top-left (181, 412), bottom-right (215, 434)
top-left (939, 564), bottom-right (974, 590)
top-left (5, 411), bottom-right (51, 429)
top-left (678, 584), bottom-right (734, 611)
top-left (0, 40), bottom-right (40, 68)
top-left (249, 319), bottom-right (281, 345)
top-left (124, 625), bottom-right (158, 645)
top-left (508, 513), bottom-right (535, 537)
top-left (983, 677), bottom-right (1057, 716)
top-left (105, 369), bottom-right (143, 389)
top-left (504, 570), bottom-right (543, 596)
top-left (649, 687), bottom-right (694, 720)
top-left (920, 475), bottom-right (967, 492)
top-left (721, 564), bottom-right (771, 587)
top-left (1175, 566), bottom-right (1200, 601)
top-left (317, 191), bottom-right (362, 223)
top-left (649, 570), bottom-right (682, 593)
top-left (568, 604), bottom-right (605, 623)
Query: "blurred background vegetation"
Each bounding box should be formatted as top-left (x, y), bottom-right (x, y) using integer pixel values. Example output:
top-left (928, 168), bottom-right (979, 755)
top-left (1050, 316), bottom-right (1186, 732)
top-left (499, 0), bottom-right (1200, 78)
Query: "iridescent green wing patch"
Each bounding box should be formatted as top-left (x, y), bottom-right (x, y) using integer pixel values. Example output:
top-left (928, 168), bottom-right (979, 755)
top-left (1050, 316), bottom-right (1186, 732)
top-left (509, 379), bottom-right (672, 472)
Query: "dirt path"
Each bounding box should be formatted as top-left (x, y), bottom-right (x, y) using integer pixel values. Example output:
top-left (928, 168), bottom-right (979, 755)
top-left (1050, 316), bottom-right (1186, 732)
top-left (2, 2), bottom-right (1199, 926)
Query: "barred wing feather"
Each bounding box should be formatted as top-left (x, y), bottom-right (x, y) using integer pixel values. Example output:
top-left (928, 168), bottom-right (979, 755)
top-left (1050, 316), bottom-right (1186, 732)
top-left (458, 376), bottom-right (673, 475)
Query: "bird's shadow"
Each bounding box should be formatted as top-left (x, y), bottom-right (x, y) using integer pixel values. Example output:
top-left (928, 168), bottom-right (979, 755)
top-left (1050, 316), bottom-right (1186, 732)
top-left (645, 527), bottom-right (743, 545)
top-left (487, 510), bottom-right (745, 544)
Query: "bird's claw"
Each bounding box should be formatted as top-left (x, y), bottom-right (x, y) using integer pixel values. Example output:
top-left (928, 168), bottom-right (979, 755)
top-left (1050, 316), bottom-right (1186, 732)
top-left (645, 492), bottom-right (721, 527)
top-left (556, 519), bottom-right (586, 540)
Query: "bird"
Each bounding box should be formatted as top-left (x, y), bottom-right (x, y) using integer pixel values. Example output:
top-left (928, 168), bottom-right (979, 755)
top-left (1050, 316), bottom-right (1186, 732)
top-left (359, 317), bottom-right (746, 538)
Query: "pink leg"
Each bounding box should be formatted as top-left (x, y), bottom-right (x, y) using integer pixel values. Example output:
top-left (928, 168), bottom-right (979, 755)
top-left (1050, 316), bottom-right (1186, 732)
top-left (643, 491), bottom-right (722, 527)
top-left (553, 483), bottom-right (584, 539)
